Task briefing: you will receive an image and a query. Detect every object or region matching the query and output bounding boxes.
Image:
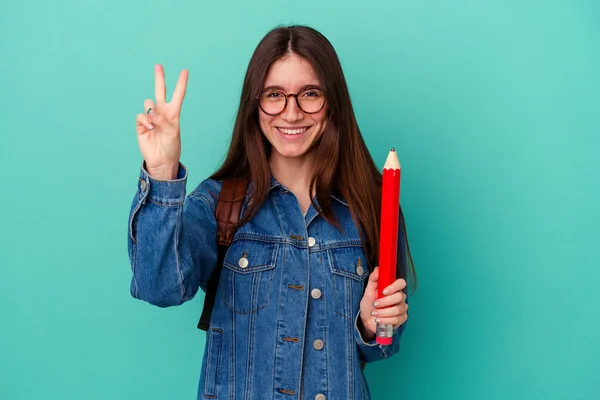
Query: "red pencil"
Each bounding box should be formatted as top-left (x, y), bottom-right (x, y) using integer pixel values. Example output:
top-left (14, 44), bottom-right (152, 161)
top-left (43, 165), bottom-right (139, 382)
top-left (377, 148), bottom-right (401, 345)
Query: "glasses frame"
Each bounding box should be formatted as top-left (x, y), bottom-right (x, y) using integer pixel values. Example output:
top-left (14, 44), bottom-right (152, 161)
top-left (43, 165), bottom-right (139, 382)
top-left (257, 88), bottom-right (326, 116)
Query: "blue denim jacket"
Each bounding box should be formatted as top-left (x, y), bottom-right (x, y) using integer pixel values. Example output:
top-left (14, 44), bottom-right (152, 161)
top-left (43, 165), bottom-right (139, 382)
top-left (127, 163), bottom-right (408, 400)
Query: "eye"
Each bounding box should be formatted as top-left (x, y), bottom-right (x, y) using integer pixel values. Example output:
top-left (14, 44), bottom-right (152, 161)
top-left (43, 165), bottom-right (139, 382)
top-left (263, 91), bottom-right (284, 99)
top-left (301, 90), bottom-right (322, 98)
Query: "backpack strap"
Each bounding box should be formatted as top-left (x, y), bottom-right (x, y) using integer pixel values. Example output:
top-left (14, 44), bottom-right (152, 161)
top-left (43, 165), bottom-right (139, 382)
top-left (197, 178), bottom-right (250, 331)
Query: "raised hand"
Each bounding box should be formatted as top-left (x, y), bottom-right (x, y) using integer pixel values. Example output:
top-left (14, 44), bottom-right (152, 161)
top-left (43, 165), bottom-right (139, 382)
top-left (135, 64), bottom-right (188, 180)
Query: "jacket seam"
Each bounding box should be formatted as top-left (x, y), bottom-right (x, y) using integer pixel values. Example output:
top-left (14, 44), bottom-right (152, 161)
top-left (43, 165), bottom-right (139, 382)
top-left (147, 197), bottom-right (184, 207)
top-left (130, 241), bottom-right (140, 299)
top-left (174, 203), bottom-right (185, 301)
top-left (128, 199), bottom-right (143, 243)
top-left (192, 193), bottom-right (216, 214)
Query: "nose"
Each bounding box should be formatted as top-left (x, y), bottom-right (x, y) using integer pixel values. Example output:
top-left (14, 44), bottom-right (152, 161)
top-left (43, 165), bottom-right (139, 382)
top-left (281, 95), bottom-right (303, 122)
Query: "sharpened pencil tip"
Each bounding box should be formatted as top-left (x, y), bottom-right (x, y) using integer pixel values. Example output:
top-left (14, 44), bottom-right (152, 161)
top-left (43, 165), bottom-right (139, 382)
top-left (391, 147), bottom-right (395, 152)
top-left (384, 147), bottom-right (401, 170)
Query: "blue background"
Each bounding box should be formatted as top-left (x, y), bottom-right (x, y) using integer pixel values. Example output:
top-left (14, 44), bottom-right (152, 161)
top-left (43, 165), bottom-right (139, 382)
top-left (1, 1), bottom-right (599, 399)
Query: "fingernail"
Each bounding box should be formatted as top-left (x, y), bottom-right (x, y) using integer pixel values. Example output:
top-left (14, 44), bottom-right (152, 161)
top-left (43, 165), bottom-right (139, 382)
top-left (373, 301), bottom-right (380, 307)
top-left (149, 109), bottom-right (157, 118)
top-left (147, 123), bottom-right (154, 130)
top-left (370, 310), bottom-right (378, 316)
top-left (375, 318), bottom-right (380, 323)
top-left (382, 289), bottom-right (390, 295)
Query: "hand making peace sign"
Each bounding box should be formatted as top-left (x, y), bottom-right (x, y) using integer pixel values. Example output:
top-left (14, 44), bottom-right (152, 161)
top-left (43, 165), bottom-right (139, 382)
top-left (135, 64), bottom-right (188, 180)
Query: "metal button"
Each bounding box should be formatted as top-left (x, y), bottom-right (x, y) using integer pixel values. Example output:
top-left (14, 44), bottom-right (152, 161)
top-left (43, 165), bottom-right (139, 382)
top-left (313, 339), bottom-right (324, 350)
top-left (238, 257), bottom-right (248, 269)
top-left (140, 180), bottom-right (147, 191)
top-left (315, 394), bottom-right (326, 400)
top-left (308, 237), bottom-right (316, 247)
top-left (311, 288), bottom-right (322, 300)
top-left (356, 265), bottom-right (364, 276)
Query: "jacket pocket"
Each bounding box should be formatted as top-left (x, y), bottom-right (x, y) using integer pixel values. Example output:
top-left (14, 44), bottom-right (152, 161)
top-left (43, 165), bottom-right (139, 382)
top-left (327, 245), bottom-right (369, 319)
top-left (220, 240), bottom-right (278, 314)
top-left (204, 328), bottom-right (223, 399)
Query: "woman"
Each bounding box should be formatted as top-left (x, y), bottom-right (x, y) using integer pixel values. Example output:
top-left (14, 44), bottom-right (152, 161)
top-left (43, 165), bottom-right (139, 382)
top-left (128, 25), bottom-right (416, 400)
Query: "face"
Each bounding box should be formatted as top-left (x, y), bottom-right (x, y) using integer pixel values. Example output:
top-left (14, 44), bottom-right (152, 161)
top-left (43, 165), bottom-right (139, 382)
top-left (258, 54), bottom-right (328, 161)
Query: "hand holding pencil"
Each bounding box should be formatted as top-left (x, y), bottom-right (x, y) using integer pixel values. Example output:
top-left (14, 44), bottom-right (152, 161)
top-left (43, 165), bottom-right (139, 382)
top-left (359, 267), bottom-right (408, 342)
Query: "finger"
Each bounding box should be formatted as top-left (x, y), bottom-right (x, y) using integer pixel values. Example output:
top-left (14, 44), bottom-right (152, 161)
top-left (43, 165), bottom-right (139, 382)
top-left (155, 64), bottom-right (166, 106)
top-left (382, 278), bottom-right (407, 296)
top-left (372, 303), bottom-right (408, 318)
top-left (171, 70), bottom-right (188, 110)
top-left (143, 99), bottom-right (155, 115)
top-left (146, 108), bottom-right (175, 133)
top-left (375, 292), bottom-right (404, 308)
top-left (136, 113), bottom-right (154, 133)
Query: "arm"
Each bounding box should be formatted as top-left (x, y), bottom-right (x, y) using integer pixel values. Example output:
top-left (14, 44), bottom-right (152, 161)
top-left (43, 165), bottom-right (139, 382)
top-left (127, 162), bottom-right (218, 307)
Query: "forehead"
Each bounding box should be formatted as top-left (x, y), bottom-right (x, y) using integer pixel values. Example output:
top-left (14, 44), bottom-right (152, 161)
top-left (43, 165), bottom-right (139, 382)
top-left (263, 54), bottom-right (320, 90)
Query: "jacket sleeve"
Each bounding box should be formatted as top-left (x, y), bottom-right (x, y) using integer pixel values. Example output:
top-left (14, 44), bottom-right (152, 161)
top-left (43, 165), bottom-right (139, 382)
top-left (126, 162), bottom-right (218, 307)
top-left (354, 207), bottom-right (409, 362)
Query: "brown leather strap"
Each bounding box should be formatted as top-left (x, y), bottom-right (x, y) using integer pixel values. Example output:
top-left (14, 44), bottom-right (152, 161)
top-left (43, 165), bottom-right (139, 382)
top-left (198, 178), bottom-right (250, 331)
top-left (215, 178), bottom-right (249, 246)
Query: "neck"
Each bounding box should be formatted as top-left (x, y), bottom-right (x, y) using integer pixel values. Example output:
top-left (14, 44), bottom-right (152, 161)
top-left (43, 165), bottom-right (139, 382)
top-left (269, 151), bottom-right (316, 196)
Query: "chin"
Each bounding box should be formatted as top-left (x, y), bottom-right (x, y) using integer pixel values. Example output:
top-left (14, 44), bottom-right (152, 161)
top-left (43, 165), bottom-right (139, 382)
top-left (273, 145), bottom-right (310, 158)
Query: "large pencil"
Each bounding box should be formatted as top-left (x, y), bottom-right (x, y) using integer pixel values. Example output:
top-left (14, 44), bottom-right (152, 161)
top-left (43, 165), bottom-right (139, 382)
top-left (377, 148), bottom-right (401, 345)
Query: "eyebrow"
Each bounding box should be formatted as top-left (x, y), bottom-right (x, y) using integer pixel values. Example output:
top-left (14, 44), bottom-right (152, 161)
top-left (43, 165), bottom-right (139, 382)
top-left (262, 84), bottom-right (322, 92)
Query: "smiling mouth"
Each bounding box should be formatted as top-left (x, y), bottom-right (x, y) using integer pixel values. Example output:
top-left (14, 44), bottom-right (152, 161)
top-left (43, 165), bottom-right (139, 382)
top-left (276, 127), bottom-right (310, 135)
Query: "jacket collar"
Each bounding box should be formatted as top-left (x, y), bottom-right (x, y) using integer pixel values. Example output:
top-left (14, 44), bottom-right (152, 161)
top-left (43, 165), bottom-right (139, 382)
top-left (268, 175), bottom-right (348, 207)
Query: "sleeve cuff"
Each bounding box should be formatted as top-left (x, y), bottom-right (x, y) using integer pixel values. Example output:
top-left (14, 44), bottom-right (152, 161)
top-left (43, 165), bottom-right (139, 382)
top-left (137, 161), bottom-right (188, 206)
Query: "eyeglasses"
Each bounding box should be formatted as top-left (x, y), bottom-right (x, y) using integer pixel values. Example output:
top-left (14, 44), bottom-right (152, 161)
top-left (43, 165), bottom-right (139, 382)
top-left (258, 88), bottom-right (326, 116)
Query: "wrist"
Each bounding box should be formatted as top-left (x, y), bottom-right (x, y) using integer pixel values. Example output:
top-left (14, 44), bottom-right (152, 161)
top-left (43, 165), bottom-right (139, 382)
top-left (145, 162), bottom-right (179, 181)
top-left (358, 316), bottom-right (376, 342)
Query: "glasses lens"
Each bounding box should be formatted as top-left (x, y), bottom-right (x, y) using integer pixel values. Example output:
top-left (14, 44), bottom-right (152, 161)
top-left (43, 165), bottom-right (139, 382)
top-left (297, 89), bottom-right (325, 113)
top-left (260, 90), bottom-right (286, 115)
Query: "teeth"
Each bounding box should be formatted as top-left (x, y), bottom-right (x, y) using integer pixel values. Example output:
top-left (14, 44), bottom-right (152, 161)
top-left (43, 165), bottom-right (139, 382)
top-left (278, 127), bottom-right (308, 135)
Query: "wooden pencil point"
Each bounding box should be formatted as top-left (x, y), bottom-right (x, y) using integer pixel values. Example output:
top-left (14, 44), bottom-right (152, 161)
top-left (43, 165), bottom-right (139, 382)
top-left (384, 148), bottom-right (401, 170)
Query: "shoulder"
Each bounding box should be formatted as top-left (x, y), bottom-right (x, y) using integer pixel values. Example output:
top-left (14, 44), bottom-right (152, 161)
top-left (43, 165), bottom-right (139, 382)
top-left (188, 178), bottom-right (224, 214)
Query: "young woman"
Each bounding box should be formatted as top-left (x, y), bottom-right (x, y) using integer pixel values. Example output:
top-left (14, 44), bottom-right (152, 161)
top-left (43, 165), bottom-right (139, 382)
top-left (128, 25), bottom-right (416, 400)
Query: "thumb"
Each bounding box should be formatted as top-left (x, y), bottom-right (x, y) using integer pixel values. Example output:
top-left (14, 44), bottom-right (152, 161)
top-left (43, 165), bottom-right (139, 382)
top-left (365, 266), bottom-right (379, 292)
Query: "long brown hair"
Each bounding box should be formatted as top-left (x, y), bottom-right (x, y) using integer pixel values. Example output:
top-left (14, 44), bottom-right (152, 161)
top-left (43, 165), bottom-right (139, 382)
top-left (211, 25), bottom-right (416, 291)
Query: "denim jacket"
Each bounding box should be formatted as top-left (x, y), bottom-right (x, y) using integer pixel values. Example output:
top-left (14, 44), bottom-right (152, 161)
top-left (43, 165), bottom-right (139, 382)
top-left (127, 163), bottom-right (408, 400)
